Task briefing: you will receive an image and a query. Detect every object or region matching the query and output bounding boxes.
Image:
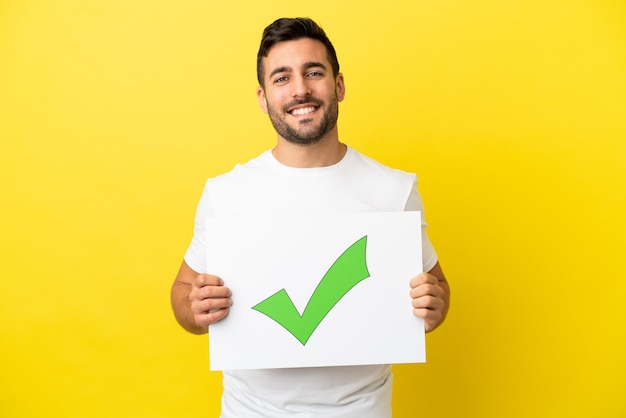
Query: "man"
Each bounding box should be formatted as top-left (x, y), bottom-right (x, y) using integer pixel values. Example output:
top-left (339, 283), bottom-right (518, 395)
top-left (171, 17), bottom-right (450, 417)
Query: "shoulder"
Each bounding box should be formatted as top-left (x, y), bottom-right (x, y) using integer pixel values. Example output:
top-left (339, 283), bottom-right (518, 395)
top-left (205, 150), bottom-right (274, 188)
top-left (348, 147), bottom-right (417, 183)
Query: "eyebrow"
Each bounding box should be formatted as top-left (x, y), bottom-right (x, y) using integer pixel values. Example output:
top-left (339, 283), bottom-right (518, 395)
top-left (268, 61), bottom-right (328, 80)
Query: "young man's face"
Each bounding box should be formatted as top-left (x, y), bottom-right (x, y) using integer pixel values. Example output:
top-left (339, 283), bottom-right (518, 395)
top-left (257, 38), bottom-right (345, 145)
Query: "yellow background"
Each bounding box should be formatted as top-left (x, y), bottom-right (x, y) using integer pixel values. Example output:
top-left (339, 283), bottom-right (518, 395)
top-left (1, 1), bottom-right (625, 417)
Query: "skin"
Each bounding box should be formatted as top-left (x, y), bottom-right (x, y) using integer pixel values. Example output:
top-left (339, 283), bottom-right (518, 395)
top-left (170, 38), bottom-right (450, 335)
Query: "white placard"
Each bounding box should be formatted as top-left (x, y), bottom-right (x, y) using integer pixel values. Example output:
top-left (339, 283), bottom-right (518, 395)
top-left (206, 211), bottom-right (425, 370)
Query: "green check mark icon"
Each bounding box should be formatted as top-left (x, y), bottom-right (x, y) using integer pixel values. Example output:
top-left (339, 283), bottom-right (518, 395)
top-left (251, 236), bottom-right (370, 346)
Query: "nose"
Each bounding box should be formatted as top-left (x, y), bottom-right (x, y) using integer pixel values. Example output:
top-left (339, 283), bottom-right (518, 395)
top-left (291, 75), bottom-right (311, 98)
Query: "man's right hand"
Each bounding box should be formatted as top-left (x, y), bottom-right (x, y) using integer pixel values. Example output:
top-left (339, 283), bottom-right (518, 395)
top-left (189, 274), bottom-right (233, 329)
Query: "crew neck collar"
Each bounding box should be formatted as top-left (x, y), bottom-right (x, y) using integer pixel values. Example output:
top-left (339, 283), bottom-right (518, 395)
top-left (265, 145), bottom-right (354, 174)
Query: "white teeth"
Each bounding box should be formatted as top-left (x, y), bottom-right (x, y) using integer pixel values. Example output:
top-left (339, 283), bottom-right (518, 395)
top-left (291, 106), bottom-right (316, 116)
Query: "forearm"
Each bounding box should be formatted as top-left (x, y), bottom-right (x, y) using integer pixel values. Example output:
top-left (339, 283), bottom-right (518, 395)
top-left (171, 281), bottom-right (208, 335)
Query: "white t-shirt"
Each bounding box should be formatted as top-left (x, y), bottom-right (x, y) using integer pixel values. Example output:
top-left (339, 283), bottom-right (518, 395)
top-left (184, 146), bottom-right (438, 417)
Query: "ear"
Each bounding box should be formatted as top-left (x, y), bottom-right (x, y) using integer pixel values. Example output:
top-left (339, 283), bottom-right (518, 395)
top-left (335, 73), bottom-right (346, 102)
top-left (257, 86), bottom-right (268, 114)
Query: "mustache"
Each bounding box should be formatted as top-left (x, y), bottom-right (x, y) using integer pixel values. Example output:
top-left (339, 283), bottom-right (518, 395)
top-left (283, 97), bottom-right (324, 111)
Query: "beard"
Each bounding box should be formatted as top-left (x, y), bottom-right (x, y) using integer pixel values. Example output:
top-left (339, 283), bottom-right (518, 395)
top-left (266, 95), bottom-right (339, 145)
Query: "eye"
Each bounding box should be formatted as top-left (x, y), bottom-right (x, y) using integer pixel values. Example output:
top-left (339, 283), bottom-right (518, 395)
top-left (307, 71), bottom-right (324, 77)
top-left (273, 76), bottom-right (289, 84)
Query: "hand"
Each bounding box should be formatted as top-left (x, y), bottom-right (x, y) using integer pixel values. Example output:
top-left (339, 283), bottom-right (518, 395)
top-left (189, 274), bottom-right (232, 329)
top-left (409, 272), bottom-right (446, 332)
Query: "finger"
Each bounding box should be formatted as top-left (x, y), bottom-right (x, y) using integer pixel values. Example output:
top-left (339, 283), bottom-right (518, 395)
top-left (193, 274), bottom-right (223, 288)
top-left (196, 307), bottom-right (231, 328)
top-left (189, 286), bottom-right (231, 307)
top-left (409, 272), bottom-right (438, 288)
top-left (197, 285), bottom-right (232, 299)
top-left (411, 294), bottom-right (444, 311)
top-left (409, 283), bottom-right (444, 299)
top-left (191, 296), bottom-right (233, 314)
top-left (413, 308), bottom-right (442, 332)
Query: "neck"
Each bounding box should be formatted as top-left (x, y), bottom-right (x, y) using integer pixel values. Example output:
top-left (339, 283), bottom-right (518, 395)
top-left (272, 130), bottom-right (347, 168)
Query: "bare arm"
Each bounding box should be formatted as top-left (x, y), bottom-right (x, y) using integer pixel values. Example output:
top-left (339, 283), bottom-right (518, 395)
top-left (170, 261), bottom-right (232, 335)
top-left (409, 261), bottom-right (450, 332)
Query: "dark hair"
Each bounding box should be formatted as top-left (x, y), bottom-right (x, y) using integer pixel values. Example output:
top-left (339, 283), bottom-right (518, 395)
top-left (256, 17), bottom-right (340, 87)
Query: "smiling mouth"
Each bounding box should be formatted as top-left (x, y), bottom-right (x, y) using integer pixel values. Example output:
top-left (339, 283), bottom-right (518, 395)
top-left (289, 106), bottom-right (318, 116)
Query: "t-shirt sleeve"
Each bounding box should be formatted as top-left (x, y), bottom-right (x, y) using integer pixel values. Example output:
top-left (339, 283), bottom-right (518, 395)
top-left (404, 184), bottom-right (439, 272)
top-left (183, 181), bottom-right (214, 273)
